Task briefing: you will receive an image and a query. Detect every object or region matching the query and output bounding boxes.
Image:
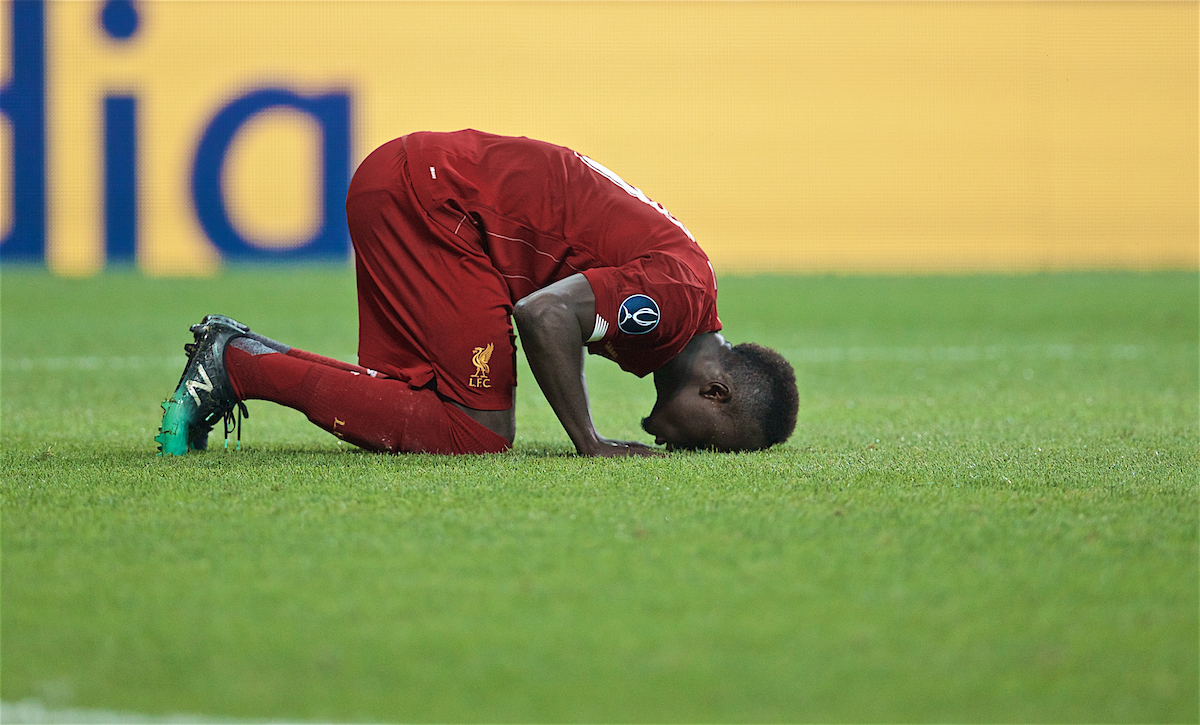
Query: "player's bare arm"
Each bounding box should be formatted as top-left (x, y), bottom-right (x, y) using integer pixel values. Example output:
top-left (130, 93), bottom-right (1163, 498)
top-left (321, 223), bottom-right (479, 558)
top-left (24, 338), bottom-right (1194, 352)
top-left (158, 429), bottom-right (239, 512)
top-left (513, 274), bottom-right (660, 457)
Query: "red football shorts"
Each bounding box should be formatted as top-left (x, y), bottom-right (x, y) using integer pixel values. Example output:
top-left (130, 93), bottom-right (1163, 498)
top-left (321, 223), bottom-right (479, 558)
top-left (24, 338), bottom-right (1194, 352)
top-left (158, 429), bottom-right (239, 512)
top-left (347, 138), bottom-right (516, 411)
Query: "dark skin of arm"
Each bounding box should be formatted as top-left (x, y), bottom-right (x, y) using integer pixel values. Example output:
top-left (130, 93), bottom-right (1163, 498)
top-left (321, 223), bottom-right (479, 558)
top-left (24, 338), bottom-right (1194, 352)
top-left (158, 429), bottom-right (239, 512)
top-left (453, 273), bottom-right (659, 457)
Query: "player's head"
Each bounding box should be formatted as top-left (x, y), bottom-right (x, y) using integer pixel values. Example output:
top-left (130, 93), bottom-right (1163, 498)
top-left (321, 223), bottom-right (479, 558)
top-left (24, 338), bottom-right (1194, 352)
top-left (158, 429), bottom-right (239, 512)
top-left (642, 340), bottom-right (798, 452)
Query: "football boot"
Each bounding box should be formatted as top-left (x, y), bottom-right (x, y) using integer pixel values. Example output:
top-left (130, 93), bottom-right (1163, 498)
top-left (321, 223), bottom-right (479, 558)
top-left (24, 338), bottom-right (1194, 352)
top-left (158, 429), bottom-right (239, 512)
top-left (156, 318), bottom-right (248, 456)
top-left (182, 315), bottom-right (285, 451)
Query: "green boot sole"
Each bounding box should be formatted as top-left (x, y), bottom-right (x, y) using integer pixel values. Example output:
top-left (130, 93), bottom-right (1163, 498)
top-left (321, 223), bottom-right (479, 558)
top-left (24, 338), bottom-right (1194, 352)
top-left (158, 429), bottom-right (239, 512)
top-left (154, 388), bottom-right (195, 456)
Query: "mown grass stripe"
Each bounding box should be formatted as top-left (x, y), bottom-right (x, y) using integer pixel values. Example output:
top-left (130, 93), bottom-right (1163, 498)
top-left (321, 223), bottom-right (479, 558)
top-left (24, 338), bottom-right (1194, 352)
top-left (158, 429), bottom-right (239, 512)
top-left (0, 343), bottom-right (1152, 372)
top-left (0, 698), bottom-right (257, 724)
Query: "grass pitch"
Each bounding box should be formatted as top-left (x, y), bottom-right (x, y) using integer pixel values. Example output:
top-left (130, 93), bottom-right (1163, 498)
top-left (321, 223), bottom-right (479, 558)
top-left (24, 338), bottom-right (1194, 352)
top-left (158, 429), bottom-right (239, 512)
top-left (1, 268), bottom-right (1197, 723)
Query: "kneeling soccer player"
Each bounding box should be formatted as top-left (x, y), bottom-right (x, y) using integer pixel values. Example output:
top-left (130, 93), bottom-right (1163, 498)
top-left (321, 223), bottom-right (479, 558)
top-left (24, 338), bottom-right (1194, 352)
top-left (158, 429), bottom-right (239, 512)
top-left (157, 130), bottom-right (798, 457)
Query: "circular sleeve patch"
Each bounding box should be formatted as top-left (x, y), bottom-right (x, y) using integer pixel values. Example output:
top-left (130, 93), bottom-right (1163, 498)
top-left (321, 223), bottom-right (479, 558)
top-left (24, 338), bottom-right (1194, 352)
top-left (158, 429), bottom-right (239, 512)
top-left (617, 294), bottom-right (660, 335)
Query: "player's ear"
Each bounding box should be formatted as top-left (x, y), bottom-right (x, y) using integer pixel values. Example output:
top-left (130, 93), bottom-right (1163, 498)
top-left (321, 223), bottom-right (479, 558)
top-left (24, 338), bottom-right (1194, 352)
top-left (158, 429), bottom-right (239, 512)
top-left (700, 380), bottom-right (731, 403)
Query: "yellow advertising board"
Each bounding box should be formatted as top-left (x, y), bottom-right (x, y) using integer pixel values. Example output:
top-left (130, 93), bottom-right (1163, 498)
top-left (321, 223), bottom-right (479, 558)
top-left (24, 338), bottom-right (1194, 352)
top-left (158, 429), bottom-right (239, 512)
top-left (2, 0), bottom-right (1196, 275)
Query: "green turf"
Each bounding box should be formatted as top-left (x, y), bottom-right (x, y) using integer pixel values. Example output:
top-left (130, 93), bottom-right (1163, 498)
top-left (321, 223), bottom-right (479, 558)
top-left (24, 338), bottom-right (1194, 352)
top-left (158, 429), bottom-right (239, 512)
top-left (2, 268), bottom-right (1197, 723)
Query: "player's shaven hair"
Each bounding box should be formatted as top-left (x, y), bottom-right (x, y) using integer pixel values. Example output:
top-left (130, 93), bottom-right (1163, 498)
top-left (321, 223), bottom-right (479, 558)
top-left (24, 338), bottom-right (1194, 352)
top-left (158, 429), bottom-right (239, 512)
top-left (723, 343), bottom-right (798, 449)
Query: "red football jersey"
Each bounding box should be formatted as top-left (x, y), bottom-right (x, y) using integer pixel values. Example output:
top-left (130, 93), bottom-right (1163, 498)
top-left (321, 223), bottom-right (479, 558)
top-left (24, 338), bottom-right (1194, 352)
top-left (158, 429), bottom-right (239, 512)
top-left (403, 130), bottom-right (721, 377)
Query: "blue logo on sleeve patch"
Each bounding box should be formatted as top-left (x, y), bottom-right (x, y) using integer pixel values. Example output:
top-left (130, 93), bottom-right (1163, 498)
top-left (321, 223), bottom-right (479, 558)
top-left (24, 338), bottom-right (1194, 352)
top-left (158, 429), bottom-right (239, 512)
top-left (617, 294), bottom-right (660, 335)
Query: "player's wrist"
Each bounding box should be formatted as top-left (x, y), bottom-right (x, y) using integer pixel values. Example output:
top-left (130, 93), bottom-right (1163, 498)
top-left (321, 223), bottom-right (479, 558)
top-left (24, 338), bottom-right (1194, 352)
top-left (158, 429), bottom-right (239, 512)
top-left (572, 432), bottom-right (604, 456)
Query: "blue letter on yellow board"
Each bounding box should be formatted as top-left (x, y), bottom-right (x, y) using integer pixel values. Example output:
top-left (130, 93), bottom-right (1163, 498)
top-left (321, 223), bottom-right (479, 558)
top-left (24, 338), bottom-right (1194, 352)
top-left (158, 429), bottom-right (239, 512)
top-left (0, 0), bottom-right (46, 262)
top-left (192, 89), bottom-right (351, 261)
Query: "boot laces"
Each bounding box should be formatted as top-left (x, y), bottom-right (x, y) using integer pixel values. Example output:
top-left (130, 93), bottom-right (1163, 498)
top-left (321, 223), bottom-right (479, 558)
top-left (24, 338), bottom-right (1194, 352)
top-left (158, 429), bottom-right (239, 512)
top-left (223, 401), bottom-right (250, 451)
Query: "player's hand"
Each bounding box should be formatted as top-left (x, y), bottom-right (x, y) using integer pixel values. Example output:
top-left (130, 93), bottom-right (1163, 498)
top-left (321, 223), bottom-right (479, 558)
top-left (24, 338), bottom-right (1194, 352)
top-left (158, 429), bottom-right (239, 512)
top-left (582, 438), bottom-right (664, 457)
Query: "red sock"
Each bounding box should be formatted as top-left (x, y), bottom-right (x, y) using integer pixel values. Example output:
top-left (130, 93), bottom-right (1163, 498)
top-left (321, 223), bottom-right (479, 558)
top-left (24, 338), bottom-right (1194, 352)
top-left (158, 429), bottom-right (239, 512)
top-left (225, 346), bottom-right (510, 454)
top-left (285, 348), bottom-right (379, 377)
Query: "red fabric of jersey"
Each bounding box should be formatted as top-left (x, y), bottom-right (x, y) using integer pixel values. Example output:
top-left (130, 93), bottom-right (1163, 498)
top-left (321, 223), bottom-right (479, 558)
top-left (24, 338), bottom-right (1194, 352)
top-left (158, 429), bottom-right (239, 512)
top-left (348, 139), bottom-right (517, 411)
top-left (347, 129), bottom-right (721, 410)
